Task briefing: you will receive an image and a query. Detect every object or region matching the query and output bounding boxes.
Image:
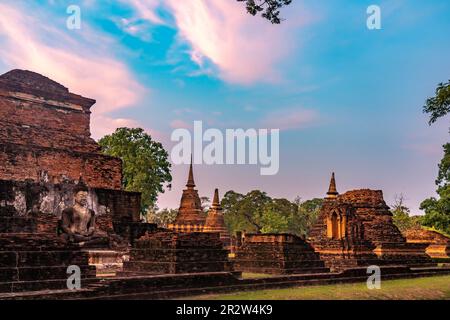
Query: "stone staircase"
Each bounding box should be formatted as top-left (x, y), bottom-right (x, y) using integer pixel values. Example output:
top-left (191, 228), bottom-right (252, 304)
top-left (1, 265), bottom-right (449, 300)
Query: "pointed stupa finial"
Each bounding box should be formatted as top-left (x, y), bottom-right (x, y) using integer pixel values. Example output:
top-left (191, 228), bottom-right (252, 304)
top-left (211, 188), bottom-right (221, 209)
top-left (186, 154), bottom-right (195, 188)
top-left (326, 172), bottom-right (338, 199)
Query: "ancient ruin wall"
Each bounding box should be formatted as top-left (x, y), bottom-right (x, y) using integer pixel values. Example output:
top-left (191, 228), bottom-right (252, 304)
top-left (0, 70), bottom-right (122, 189)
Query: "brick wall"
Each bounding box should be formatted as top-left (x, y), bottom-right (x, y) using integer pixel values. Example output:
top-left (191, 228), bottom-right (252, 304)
top-left (0, 144), bottom-right (122, 190)
top-left (0, 179), bottom-right (141, 235)
top-left (0, 69), bottom-right (123, 190)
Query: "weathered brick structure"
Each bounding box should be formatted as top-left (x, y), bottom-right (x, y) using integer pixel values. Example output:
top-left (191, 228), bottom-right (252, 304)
top-left (203, 189), bottom-right (231, 247)
top-left (404, 227), bottom-right (450, 259)
top-left (169, 159), bottom-right (205, 231)
top-left (0, 70), bottom-right (145, 291)
top-left (168, 160), bottom-right (231, 248)
top-left (234, 233), bottom-right (329, 274)
top-left (309, 174), bottom-right (432, 271)
top-left (0, 70), bottom-right (143, 233)
top-left (0, 70), bottom-right (122, 189)
top-left (2, 68), bottom-right (448, 299)
top-left (123, 231), bottom-right (232, 274)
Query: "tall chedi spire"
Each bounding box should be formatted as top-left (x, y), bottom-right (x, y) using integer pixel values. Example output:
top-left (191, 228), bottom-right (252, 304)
top-left (211, 188), bottom-right (221, 209)
top-left (173, 155), bottom-right (204, 226)
top-left (204, 188), bottom-right (230, 247)
top-left (186, 154), bottom-right (195, 188)
top-left (326, 172), bottom-right (339, 199)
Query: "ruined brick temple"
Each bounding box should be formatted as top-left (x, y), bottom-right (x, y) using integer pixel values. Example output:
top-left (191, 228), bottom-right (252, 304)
top-left (404, 227), bottom-right (450, 259)
top-left (0, 69), bottom-right (448, 299)
top-left (0, 70), bottom-right (235, 297)
top-left (0, 70), bottom-right (148, 241)
top-left (308, 173), bottom-right (432, 271)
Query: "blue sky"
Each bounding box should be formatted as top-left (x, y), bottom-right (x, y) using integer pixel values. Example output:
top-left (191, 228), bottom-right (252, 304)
top-left (0, 0), bottom-right (449, 213)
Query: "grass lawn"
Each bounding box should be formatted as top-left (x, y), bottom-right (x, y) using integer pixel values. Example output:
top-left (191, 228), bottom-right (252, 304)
top-left (188, 275), bottom-right (450, 300)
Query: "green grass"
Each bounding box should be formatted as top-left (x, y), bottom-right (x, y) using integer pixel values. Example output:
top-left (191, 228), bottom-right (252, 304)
top-left (189, 275), bottom-right (450, 300)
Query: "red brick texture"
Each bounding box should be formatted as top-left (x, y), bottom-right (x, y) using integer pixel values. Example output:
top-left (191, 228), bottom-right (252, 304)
top-left (0, 69), bottom-right (122, 190)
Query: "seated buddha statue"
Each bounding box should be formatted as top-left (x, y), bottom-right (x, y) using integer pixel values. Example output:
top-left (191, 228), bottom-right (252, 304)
top-left (59, 184), bottom-right (111, 248)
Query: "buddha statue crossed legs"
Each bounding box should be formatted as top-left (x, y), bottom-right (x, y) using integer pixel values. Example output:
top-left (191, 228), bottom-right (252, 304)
top-left (60, 184), bottom-right (110, 248)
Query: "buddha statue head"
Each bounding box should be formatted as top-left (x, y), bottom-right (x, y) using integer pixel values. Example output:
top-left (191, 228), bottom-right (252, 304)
top-left (73, 184), bottom-right (89, 207)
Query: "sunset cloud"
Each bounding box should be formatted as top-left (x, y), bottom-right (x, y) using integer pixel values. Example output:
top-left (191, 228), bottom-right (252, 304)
top-left (126, 0), bottom-right (313, 85)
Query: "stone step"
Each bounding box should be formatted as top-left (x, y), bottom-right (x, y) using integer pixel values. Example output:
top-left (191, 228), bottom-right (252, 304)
top-left (2, 267), bottom-right (450, 300)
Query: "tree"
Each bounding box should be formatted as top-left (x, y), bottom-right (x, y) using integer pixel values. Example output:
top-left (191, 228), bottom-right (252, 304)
top-left (237, 0), bottom-right (293, 24)
top-left (98, 127), bottom-right (172, 213)
top-left (221, 190), bottom-right (322, 237)
top-left (391, 194), bottom-right (418, 232)
top-left (290, 198), bottom-right (323, 238)
top-left (146, 207), bottom-right (178, 227)
top-left (420, 81), bottom-right (450, 234)
top-left (222, 190), bottom-right (271, 234)
top-left (420, 144), bottom-right (450, 235)
top-left (261, 208), bottom-right (289, 233)
top-left (423, 80), bottom-right (450, 125)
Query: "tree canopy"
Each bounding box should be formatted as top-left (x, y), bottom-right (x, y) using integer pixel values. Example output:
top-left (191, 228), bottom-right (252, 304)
top-left (98, 127), bottom-right (172, 213)
top-left (237, 0), bottom-right (293, 24)
top-left (146, 207), bottom-right (178, 227)
top-left (423, 80), bottom-right (450, 125)
top-left (221, 190), bottom-right (322, 237)
top-left (420, 80), bottom-right (450, 234)
top-left (420, 143), bottom-right (450, 234)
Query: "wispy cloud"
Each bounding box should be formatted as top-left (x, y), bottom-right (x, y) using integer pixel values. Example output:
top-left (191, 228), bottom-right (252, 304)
top-left (125, 0), bottom-right (314, 85)
top-left (0, 2), bottom-right (146, 139)
top-left (261, 108), bottom-right (319, 131)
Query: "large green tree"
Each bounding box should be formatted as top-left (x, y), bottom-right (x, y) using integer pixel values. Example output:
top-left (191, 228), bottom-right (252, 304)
top-left (261, 208), bottom-right (289, 233)
top-left (420, 81), bottom-right (450, 234)
top-left (237, 0), bottom-right (293, 24)
top-left (98, 127), bottom-right (172, 213)
top-left (222, 190), bottom-right (271, 233)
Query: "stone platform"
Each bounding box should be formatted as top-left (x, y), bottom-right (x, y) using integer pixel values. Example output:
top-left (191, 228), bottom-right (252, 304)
top-left (234, 233), bottom-right (329, 274)
top-left (123, 231), bottom-right (232, 275)
top-left (0, 233), bottom-right (97, 293)
top-left (404, 227), bottom-right (450, 259)
top-left (83, 250), bottom-right (128, 277)
top-left (1, 265), bottom-right (449, 300)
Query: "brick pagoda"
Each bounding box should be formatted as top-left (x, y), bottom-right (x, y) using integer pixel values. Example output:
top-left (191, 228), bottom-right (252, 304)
top-left (309, 173), bottom-right (432, 271)
top-left (203, 188), bottom-right (231, 247)
top-left (168, 158), bottom-right (205, 232)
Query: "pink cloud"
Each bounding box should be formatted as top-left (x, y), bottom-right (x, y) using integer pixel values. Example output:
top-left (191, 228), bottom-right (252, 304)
top-left (92, 115), bottom-right (166, 143)
top-left (166, 0), bottom-right (307, 84)
top-left (128, 0), bottom-right (314, 85)
top-left (124, 0), bottom-right (166, 25)
top-left (261, 108), bottom-right (319, 131)
top-left (170, 119), bottom-right (193, 129)
top-left (0, 3), bottom-right (146, 139)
